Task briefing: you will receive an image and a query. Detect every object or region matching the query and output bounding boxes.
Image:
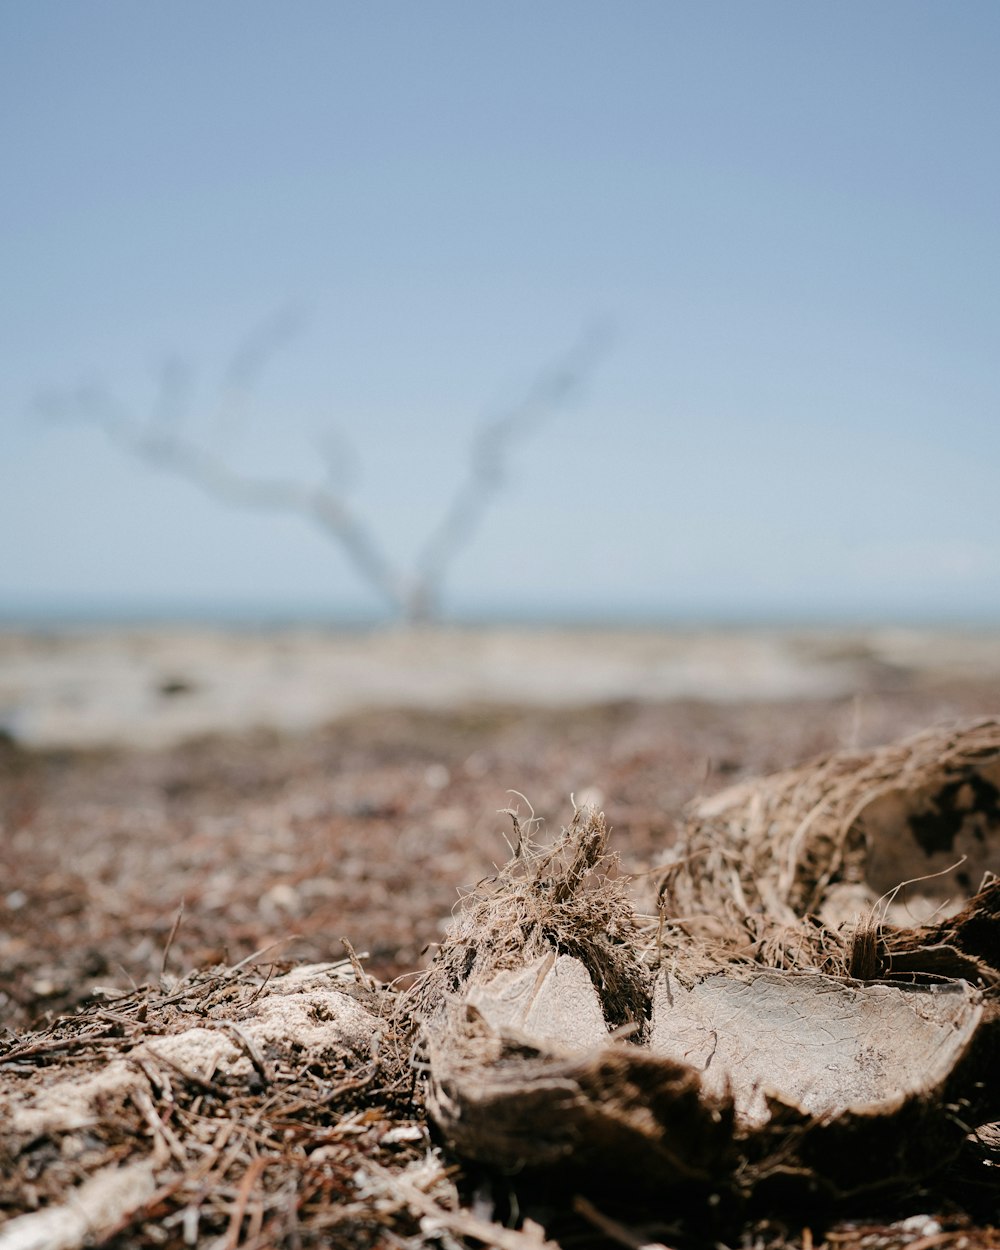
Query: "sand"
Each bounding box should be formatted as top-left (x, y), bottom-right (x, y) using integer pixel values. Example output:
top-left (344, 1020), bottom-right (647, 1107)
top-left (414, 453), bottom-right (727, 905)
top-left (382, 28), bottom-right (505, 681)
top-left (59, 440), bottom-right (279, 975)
top-left (3, 623), bottom-right (999, 749)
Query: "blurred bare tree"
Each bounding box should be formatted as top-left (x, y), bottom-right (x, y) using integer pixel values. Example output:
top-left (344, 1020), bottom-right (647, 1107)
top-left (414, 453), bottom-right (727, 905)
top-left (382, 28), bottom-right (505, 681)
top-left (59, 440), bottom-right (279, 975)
top-left (39, 317), bottom-right (611, 622)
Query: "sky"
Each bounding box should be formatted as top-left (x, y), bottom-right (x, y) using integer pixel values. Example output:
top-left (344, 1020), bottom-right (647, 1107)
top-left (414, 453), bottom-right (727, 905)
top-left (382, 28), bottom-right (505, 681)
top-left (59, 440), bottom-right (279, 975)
top-left (2, 1), bottom-right (999, 624)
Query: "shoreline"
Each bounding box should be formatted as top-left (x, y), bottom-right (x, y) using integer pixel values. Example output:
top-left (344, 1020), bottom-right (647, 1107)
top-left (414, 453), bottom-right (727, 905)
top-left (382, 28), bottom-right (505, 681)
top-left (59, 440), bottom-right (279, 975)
top-left (3, 624), bottom-right (1000, 750)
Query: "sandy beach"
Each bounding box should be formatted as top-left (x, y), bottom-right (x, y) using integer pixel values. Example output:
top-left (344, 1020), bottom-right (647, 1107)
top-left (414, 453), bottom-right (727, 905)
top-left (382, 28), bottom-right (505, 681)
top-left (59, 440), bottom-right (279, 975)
top-left (3, 623), bottom-right (1000, 748)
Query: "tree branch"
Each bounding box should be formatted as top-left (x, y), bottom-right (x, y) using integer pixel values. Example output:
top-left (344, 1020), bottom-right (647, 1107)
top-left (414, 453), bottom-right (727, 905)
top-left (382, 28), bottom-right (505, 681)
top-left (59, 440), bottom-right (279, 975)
top-left (75, 386), bottom-right (409, 617)
top-left (44, 319), bottom-right (613, 623)
top-left (410, 321), bottom-right (613, 618)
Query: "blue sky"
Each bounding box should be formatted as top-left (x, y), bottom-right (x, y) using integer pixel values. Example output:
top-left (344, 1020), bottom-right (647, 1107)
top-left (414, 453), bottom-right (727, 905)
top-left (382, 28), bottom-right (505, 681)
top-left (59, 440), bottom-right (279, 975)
top-left (2, 2), bottom-right (999, 622)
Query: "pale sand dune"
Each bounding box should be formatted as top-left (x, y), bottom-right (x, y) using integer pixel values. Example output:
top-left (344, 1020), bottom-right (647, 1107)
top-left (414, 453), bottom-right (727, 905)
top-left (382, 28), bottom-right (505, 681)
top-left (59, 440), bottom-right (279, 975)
top-left (1, 625), bottom-right (998, 749)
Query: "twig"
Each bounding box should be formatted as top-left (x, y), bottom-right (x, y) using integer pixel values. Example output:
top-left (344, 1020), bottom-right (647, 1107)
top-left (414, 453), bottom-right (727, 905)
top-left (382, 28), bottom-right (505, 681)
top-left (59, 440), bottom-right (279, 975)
top-left (160, 900), bottom-right (185, 982)
top-left (224, 1157), bottom-right (278, 1250)
top-left (573, 1195), bottom-right (676, 1250)
top-left (0, 1032), bottom-right (132, 1064)
top-left (341, 937), bottom-right (373, 991)
top-left (142, 1045), bottom-right (230, 1097)
top-left (230, 936), bottom-right (300, 973)
top-left (364, 1160), bottom-right (559, 1250)
top-left (217, 1021), bottom-right (271, 1086)
top-left (131, 1086), bottom-right (189, 1168)
top-left (411, 321), bottom-right (613, 618)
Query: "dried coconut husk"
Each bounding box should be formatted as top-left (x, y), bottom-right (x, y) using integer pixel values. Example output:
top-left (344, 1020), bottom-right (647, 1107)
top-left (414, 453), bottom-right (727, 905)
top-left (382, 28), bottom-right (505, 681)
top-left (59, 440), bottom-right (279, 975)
top-left (416, 795), bottom-right (995, 1199)
top-left (415, 806), bottom-right (648, 1033)
top-left (648, 717), bottom-right (1000, 1188)
top-left (660, 718), bottom-right (1000, 976)
top-left (414, 809), bottom-right (738, 1187)
top-left (648, 969), bottom-right (983, 1130)
top-left (412, 805), bottom-right (735, 1185)
top-left (880, 872), bottom-right (1000, 973)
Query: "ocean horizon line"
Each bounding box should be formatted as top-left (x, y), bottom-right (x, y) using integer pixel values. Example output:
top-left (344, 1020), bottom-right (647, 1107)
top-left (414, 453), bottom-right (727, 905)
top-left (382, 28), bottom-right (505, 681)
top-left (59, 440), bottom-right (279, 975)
top-left (3, 596), bottom-right (1000, 633)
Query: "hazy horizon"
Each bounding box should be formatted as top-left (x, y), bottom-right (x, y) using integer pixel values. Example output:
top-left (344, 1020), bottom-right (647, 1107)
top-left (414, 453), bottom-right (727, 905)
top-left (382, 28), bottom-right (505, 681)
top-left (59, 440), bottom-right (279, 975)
top-left (4, 592), bottom-right (1000, 633)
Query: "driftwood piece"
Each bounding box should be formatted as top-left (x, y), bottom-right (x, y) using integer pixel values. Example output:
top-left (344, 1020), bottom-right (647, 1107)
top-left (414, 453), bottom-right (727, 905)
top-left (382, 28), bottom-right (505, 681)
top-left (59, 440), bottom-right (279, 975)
top-left (3, 963), bottom-right (381, 1153)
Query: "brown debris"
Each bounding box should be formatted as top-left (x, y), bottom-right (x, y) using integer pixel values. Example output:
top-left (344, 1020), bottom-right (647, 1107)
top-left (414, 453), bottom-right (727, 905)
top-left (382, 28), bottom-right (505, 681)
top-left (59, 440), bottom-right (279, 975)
top-left (416, 809), bottom-right (736, 1187)
top-left (4, 708), bottom-right (1000, 1245)
top-left (0, 960), bottom-right (426, 1250)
